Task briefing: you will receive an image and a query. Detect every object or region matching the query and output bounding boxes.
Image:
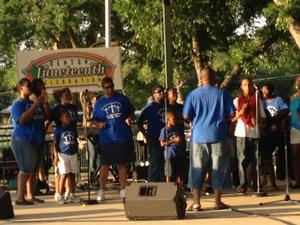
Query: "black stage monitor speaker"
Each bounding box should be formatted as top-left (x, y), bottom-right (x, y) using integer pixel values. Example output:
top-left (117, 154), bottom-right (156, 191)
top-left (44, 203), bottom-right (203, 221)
top-left (124, 182), bottom-right (186, 220)
top-left (0, 189), bottom-right (14, 219)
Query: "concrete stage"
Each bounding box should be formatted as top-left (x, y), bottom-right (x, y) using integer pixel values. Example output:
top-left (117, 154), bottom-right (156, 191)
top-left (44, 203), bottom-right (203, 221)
top-left (1, 185), bottom-right (300, 225)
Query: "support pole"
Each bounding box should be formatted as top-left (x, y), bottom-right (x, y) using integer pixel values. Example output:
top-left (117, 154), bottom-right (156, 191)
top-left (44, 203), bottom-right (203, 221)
top-left (163, 0), bottom-right (173, 88)
top-left (105, 0), bottom-right (111, 48)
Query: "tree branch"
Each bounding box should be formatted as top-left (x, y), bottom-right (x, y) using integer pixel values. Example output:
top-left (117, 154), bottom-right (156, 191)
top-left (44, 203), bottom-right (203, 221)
top-left (192, 23), bottom-right (204, 86)
top-left (68, 26), bottom-right (79, 49)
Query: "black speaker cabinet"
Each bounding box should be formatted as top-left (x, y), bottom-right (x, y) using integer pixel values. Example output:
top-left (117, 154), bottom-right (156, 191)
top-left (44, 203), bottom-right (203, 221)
top-left (0, 189), bottom-right (14, 219)
top-left (124, 182), bottom-right (186, 220)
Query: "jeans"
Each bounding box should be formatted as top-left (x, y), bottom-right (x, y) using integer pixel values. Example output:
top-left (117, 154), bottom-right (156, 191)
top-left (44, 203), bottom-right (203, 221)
top-left (148, 143), bottom-right (165, 182)
top-left (188, 140), bottom-right (229, 189)
top-left (236, 137), bottom-right (258, 188)
top-left (11, 137), bottom-right (38, 174)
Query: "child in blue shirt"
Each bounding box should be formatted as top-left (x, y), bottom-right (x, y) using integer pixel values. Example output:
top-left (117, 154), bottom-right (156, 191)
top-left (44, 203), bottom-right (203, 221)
top-left (51, 87), bottom-right (78, 201)
top-left (159, 111), bottom-right (185, 186)
top-left (54, 109), bottom-right (80, 205)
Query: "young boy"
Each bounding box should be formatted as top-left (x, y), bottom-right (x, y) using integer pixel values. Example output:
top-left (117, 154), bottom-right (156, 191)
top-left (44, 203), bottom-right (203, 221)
top-left (159, 111), bottom-right (185, 186)
top-left (54, 109), bottom-right (80, 205)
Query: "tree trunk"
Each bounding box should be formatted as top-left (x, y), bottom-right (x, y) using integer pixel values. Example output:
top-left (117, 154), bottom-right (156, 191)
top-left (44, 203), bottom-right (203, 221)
top-left (273, 0), bottom-right (300, 49)
top-left (192, 23), bottom-right (203, 86)
top-left (174, 79), bottom-right (185, 104)
top-left (288, 20), bottom-right (300, 49)
top-left (220, 64), bottom-right (241, 89)
top-left (68, 27), bottom-right (80, 49)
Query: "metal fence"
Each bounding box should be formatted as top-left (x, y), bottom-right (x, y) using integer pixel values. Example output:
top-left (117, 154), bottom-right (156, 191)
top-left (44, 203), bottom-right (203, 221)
top-left (0, 124), bottom-right (149, 185)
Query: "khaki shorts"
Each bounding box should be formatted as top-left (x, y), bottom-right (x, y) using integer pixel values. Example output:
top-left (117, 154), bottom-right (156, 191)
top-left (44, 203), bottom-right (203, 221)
top-left (57, 153), bottom-right (79, 175)
top-left (290, 127), bottom-right (300, 144)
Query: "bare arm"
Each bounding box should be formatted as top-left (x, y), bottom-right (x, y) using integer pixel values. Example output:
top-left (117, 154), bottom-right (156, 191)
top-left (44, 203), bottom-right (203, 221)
top-left (53, 141), bottom-right (59, 166)
top-left (183, 115), bottom-right (191, 124)
top-left (19, 98), bottom-right (42, 125)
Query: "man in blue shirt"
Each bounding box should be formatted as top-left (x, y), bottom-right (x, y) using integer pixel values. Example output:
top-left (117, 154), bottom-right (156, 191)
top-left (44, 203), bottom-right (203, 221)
top-left (137, 85), bottom-right (165, 182)
top-left (183, 66), bottom-right (235, 211)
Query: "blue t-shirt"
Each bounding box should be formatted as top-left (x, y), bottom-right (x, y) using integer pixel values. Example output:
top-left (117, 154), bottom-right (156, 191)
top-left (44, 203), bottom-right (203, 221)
top-left (264, 96), bottom-right (288, 118)
top-left (290, 97), bottom-right (300, 130)
top-left (54, 125), bottom-right (77, 155)
top-left (159, 126), bottom-right (183, 159)
top-left (51, 103), bottom-right (78, 128)
top-left (92, 93), bottom-right (134, 144)
top-left (138, 101), bottom-right (165, 142)
top-left (31, 106), bottom-right (46, 144)
top-left (183, 85), bottom-right (235, 143)
top-left (11, 99), bottom-right (34, 141)
top-left (168, 103), bottom-right (184, 134)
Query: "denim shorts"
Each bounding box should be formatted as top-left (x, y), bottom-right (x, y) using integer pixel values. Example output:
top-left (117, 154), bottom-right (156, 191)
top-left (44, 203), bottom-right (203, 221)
top-left (188, 140), bottom-right (230, 190)
top-left (11, 137), bottom-right (39, 174)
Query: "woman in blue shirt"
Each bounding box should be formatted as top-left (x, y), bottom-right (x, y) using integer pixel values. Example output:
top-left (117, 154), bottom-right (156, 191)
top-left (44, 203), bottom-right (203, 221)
top-left (92, 77), bottom-right (135, 202)
top-left (11, 78), bottom-right (49, 205)
top-left (290, 76), bottom-right (300, 189)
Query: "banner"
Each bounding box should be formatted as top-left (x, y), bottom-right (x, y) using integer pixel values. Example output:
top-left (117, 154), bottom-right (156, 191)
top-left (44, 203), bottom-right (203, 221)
top-left (16, 47), bottom-right (123, 93)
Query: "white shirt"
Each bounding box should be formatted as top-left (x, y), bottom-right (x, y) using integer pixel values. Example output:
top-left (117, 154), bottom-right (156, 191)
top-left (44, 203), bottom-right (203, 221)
top-left (233, 97), bottom-right (266, 138)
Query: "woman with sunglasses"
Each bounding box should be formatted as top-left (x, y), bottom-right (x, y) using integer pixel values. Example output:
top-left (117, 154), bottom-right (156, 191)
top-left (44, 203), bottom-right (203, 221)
top-left (91, 77), bottom-right (135, 202)
top-left (11, 78), bottom-right (49, 205)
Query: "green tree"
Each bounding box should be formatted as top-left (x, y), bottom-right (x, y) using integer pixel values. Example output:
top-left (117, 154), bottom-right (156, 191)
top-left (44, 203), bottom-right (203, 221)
top-left (1, 0), bottom-right (300, 109)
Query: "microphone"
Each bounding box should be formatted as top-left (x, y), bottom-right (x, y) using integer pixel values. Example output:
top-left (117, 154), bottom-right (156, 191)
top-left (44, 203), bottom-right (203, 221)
top-left (253, 83), bottom-right (259, 91)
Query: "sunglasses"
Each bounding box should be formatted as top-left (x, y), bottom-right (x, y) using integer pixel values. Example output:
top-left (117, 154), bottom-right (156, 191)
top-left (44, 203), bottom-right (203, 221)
top-left (103, 84), bottom-right (114, 89)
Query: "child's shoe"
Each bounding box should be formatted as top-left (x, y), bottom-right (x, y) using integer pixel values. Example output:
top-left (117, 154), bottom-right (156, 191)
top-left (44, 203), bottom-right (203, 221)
top-left (97, 189), bottom-right (105, 203)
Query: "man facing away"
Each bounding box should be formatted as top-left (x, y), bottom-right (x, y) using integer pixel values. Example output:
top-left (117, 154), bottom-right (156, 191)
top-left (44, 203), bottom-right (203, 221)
top-left (183, 66), bottom-right (235, 211)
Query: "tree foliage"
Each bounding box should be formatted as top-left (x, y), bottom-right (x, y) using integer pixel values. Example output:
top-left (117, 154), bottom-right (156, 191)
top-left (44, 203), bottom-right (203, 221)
top-left (0, 0), bottom-right (300, 109)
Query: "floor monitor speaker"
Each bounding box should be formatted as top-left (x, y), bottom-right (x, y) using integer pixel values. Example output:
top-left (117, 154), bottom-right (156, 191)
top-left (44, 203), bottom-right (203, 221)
top-left (124, 182), bottom-right (186, 220)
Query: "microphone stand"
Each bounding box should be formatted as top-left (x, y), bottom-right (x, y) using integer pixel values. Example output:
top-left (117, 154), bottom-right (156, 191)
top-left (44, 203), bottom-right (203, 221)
top-left (254, 86), bottom-right (267, 197)
top-left (259, 126), bottom-right (299, 206)
top-left (164, 90), bottom-right (170, 183)
top-left (81, 90), bottom-right (98, 205)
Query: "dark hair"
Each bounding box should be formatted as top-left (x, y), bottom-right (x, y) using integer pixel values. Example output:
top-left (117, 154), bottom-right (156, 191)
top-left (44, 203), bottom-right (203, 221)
top-left (53, 88), bottom-right (61, 103)
top-left (262, 83), bottom-right (274, 92)
top-left (31, 78), bottom-right (45, 96)
top-left (166, 87), bottom-right (177, 94)
top-left (101, 77), bottom-right (114, 87)
top-left (240, 77), bottom-right (253, 84)
top-left (262, 83), bottom-right (275, 96)
top-left (59, 87), bottom-right (72, 98)
top-left (15, 78), bottom-right (31, 93)
top-left (152, 85), bottom-right (164, 93)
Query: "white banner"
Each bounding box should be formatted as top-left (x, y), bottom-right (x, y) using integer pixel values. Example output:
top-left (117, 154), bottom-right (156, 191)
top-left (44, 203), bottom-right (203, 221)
top-left (16, 47), bottom-right (123, 93)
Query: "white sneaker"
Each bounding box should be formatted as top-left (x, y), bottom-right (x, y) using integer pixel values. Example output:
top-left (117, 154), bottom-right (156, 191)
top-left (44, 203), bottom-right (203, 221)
top-left (57, 195), bottom-right (66, 205)
top-left (54, 192), bottom-right (60, 201)
top-left (64, 192), bottom-right (70, 200)
top-left (120, 189), bottom-right (126, 199)
top-left (97, 189), bottom-right (105, 203)
top-left (65, 193), bottom-right (81, 203)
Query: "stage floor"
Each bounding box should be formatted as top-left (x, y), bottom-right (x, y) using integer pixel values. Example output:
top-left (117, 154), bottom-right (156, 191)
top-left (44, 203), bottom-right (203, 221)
top-left (2, 183), bottom-right (300, 225)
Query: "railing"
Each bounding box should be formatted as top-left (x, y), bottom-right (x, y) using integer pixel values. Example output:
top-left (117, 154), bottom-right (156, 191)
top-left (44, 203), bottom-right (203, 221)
top-left (0, 124), bottom-right (149, 185)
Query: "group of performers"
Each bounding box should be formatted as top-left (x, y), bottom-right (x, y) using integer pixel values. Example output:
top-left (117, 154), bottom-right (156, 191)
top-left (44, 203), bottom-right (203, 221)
top-left (10, 68), bottom-right (300, 210)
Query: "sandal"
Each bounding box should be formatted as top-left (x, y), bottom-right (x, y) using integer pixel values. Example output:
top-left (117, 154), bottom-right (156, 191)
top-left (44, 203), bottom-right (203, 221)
top-left (15, 200), bottom-right (34, 205)
top-left (187, 204), bottom-right (202, 211)
top-left (28, 197), bottom-right (45, 203)
top-left (214, 202), bottom-right (230, 210)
